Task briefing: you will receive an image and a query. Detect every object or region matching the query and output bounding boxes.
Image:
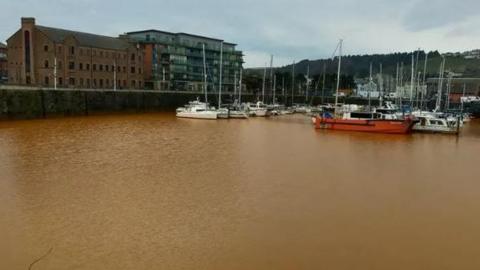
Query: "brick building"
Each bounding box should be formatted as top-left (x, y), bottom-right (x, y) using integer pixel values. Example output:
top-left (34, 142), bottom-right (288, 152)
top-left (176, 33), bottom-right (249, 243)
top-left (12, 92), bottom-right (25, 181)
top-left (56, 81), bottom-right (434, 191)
top-left (0, 42), bottom-right (7, 83)
top-left (7, 18), bottom-right (143, 89)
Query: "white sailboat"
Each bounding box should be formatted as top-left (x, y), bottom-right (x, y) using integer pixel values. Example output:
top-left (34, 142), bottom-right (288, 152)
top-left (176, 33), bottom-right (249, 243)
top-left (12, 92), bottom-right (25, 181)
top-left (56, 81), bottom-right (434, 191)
top-left (176, 43), bottom-right (218, 120)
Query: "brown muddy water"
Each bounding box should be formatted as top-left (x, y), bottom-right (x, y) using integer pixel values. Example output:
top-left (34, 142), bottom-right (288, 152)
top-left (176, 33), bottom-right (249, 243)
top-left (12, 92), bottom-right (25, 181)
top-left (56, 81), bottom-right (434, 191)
top-left (1, 113), bottom-right (480, 270)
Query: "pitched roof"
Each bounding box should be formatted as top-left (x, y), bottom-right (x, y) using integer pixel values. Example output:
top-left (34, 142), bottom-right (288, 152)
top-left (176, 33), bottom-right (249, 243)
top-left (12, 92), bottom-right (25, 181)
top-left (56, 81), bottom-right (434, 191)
top-left (36, 25), bottom-right (132, 50)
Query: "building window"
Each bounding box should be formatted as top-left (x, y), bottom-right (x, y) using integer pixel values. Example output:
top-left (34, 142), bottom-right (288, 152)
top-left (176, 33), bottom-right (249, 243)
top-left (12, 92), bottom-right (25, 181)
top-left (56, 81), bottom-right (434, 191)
top-left (99, 79), bottom-right (103, 88)
top-left (44, 76), bottom-right (49, 85)
top-left (138, 68), bottom-right (141, 74)
top-left (58, 61), bottom-right (63, 69)
top-left (80, 78), bottom-right (84, 86)
top-left (117, 66), bottom-right (120, 72)
top-left (93, 64), bottom-right (96, 71)
top-left (86, 64), bottom-right (90, 70)
top-left (123, 66), bottom-right (126, 73)
top-left (106, 79), bottom-right (109, 87)
top-left (117, 80), bottom-right (121, 88)
top-left (44, 45), bottom-right (48, 52)
top-left (24, 30), bottom-right (31, 73)
top-left (44, 60), bottom-right (49, 68)
top-left (111, 65), bottom-right (114, 72)
top-left (131, 80), bottom-right (136, 88)
top-left (59, 77), bottom-right (63, 85)
top-left (100, 51), bottom-right (103, 57)
top-left (86, 79), bottom-right (90, 87)
top-left (131, 54), bottom-right (135, 61)
top-left (123, 80), bottom-right (126, 87)
top-left (69, 61), bottom-right (75, 70)
top-left (100, 65), bottom-right (103, 71)
top-left (131, 67), bottom-right (135, 74)
top-left (93, 79), bottom-right (97, 87)
top-left (57, 46), bottom-right (62, 53)
top-left (69, 77), bottom-right (75, 85)
top-left (105, 65), bottom-right (109, 72)
top-left (79, 63), bottom-right (83, 70)
top-left (70, 46), bottom-right (75, 55)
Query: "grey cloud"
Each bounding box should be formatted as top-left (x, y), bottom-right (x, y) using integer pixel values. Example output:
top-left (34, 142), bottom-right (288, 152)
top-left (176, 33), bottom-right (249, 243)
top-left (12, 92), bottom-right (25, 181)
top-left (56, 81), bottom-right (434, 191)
top-left (401, 0), bottom-right (479, 31)
top-left (1, 0), bottom-right (480, 67)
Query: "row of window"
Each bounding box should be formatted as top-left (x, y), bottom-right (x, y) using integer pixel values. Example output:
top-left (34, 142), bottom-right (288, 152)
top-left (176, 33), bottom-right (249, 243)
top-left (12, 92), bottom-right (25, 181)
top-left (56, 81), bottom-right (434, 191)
top-left (43, 45), bottom-right (142, 62)
top-left (42, 60), bottom-right (142, 74)
top-left (43, 76), bottom-right (142, 88)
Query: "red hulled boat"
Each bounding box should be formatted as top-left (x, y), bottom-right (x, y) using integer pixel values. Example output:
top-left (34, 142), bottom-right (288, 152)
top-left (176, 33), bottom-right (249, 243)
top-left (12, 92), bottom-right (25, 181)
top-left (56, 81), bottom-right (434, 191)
top-left (314, 113), bottom-right (417, 134)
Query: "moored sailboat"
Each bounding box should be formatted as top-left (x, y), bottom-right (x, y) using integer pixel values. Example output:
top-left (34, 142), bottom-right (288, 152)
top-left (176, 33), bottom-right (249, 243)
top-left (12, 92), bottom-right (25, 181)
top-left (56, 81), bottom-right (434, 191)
top-left (176, 43), bottom-right (217, 120)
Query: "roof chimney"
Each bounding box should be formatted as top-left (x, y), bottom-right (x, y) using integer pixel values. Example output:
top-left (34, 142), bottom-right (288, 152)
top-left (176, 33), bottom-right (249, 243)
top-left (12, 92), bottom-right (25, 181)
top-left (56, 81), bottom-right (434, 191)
top-left (21, 17), bottom-right (35, 28)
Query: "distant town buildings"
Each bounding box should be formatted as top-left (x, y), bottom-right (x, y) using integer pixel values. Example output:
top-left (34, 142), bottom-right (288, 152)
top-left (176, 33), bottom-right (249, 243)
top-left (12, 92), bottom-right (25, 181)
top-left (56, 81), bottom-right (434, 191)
top-left (4, 17), bottom-right (243, 91)
top-left (126, 30), bottom-right (243, 91)
top-left (444, 50), bottom-right (480, 60)
top-left (0, 42), bottom-right (7, 83)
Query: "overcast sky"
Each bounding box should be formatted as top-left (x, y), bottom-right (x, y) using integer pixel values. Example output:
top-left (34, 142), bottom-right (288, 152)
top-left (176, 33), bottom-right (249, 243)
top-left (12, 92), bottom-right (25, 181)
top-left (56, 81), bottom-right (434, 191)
top-left (1, 0), bottom-right (480, 67)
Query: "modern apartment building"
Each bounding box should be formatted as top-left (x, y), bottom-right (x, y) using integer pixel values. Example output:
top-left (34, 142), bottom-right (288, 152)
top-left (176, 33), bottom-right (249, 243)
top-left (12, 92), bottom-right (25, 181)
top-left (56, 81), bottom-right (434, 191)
top-left (126, 30), bottom-right (244, 91)
top-left (7, 18), bottom-right (144, 89)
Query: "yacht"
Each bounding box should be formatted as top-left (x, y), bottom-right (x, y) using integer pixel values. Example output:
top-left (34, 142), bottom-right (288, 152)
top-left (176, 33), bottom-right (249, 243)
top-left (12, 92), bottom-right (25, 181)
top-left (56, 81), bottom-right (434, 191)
top-left (247, 101), bottom-right (268, 117)
top-left (176, 100), bottom-right (218, 120)
top-left (217, 106), bottom-right (249, 119)
top-left (413, 115), bottom-right (461, 134)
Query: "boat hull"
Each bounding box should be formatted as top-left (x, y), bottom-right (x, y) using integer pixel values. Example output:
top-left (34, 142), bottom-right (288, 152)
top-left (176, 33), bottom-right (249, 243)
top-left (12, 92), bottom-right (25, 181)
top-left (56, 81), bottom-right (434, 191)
top-left (176, 112), bottom-right (218, 119)
top-left (315, 117), bottom-right (416, 134)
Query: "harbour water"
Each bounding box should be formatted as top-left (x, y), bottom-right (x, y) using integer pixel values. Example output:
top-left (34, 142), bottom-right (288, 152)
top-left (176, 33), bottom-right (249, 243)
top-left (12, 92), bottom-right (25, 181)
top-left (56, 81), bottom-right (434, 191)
top-left (1, 114), bottom-right (480, 270)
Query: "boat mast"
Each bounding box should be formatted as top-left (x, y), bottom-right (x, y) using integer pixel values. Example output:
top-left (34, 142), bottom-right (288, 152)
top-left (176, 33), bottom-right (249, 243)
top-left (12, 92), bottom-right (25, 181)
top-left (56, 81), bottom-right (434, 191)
top-left (218, 42), bottom-right (223, 108)
top-left (410, 53), bottom-right (415, 107)
top-left (203, 43), bottom-right (208, 104)
top-left (291, 60), bottom-right (295, 106)
top-left (379, 63), bottom-right (383, 107)
top-left (321, 62), bottom-right (326, 105)
top-left (234, 71), bottom-right (237, 98)
top-left (269, 54), bottom-right (274, 104)
top-left (420, 53), bottom-right (428, 110)
top-left (305, 63), bottom-right (310, 103)
top-left (435, 56), bottom-right (445, 112)
top-left (239, 68), bottom-right (243, 104)
top-left (334, 39), bottom-right (342, 115)
top-left (273, 74), bottom-right (277, 104)
top-left (262, 64), bottom-right (267, 103)
top-left (368, 62), bottom-right (372, 111)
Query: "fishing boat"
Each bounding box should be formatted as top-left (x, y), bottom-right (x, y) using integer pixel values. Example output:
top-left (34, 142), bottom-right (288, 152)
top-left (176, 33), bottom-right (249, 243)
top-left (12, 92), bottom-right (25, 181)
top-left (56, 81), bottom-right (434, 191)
top-left (176, 99), bottom-right (218, 119)
top-left (313, 40), bottom-right (416, 134)
top-left (314, 112), bottom-right (417, 134)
